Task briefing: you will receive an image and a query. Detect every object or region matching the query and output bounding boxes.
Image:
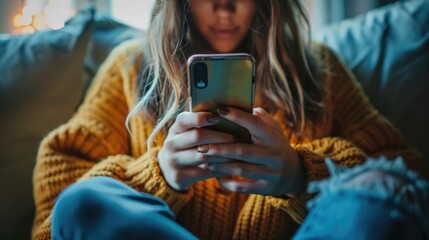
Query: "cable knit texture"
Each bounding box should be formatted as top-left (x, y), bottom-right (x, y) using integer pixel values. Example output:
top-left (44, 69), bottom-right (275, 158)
top-left (32, 40), bottom-right (427, 239)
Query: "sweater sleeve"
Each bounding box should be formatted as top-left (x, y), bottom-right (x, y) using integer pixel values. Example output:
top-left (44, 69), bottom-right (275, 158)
top-left (267, 45), bottom-right (427, 224)
top-left (32, 41), bottom-right (193, 240)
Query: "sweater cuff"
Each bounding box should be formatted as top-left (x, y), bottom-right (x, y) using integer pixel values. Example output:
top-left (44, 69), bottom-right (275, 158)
top-left (294, 138), bottom-right (368, 183)
top-left (267, 138), bottom-right (368, 223)
top-left (125, 153), bottom-right (194, 214)
top-left (266, 144), bottom-right (323, 224)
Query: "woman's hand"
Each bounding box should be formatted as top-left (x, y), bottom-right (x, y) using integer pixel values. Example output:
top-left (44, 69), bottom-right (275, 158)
top-left (205, 107), bottom-right (306, 197)
top-left (157, 111), bottom-right (234, 191)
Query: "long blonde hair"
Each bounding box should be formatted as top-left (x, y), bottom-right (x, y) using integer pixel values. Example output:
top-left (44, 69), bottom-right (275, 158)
top-left (126, 0), bottom-right (325, 150)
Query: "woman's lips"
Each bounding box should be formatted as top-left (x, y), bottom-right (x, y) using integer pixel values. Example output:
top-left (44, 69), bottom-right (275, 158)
top-left (210, 27), bottom-right (239, 39)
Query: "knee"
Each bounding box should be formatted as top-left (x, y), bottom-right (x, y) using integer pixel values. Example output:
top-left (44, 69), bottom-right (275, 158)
top-left (53, 177), bottom-right (117, 226)
top-left (346, 170), bottom-right (398, 185)
top-left (52, 176), bottom-right (178, 239)
top-left (344, 170), bottom-right (408, 194)
top-left (52, 177), bottom-right (138, 239)
top-left (53, 176), bottom-right (175, 223)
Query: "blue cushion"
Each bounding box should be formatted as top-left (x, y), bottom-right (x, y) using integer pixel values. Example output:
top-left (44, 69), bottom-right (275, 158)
top-left (0, 7), bottom-right (94, 239)
top-left (313, 0), bottom-right (429, 165)
top-left (84, 13), bottom-right (145, 85)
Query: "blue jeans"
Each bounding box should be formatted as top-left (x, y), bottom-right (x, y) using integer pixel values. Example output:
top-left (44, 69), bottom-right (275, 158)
top-left (52, 157), bottom-right (429, 239)
top-left (293, 157), bottom-right (429, 240)
top-left (52, 177), bottom-right (197, 240)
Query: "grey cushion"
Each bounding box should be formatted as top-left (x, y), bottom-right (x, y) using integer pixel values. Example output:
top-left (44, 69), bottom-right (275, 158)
top-left (313, 0), bottom-right (429, 169)
top-left (85, 13), bottom-right (145, 82)
top-left (0, 7), bottom-right (94, 239)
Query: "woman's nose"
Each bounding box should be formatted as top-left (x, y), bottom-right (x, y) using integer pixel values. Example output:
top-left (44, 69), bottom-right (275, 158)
top-left (213, 0), bottom-right (236, 15)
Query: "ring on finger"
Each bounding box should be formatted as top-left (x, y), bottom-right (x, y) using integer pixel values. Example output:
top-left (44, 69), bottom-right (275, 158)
top-left (197, 144), bottom-right (210, 153)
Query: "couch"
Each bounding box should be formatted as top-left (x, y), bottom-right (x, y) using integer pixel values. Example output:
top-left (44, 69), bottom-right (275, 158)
top-left (0, 1), bottom-right (428, 239)
top-left (0, 7), bottom-right (145, 239)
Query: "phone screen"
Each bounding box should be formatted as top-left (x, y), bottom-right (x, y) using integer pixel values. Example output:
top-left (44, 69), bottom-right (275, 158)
top-left (187, 53), bottom-right (255, 143)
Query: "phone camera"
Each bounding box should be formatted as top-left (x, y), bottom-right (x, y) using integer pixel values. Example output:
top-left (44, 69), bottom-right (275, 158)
top-left (194, 62), bottom-right (208, 89)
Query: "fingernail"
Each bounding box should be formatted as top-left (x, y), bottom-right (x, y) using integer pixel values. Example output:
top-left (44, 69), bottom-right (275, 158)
top-left (199, 163), bottom-right (209, 169)
top-left (217, 106), bottom-right (229, 116)
top-left (197, 144), bottom-right (210, 153)
top-left (206, 113), bottom-right (220, 123)
top-left (253, 108), bottom-right (263, 115)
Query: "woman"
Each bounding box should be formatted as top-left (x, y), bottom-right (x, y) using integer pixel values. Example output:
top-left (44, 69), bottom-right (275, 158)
top-left (32, 0), bottom-right (428, 239)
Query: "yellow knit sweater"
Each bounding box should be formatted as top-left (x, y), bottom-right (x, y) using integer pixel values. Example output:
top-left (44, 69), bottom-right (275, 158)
top-left (32, 40), bottom-right (426, 240)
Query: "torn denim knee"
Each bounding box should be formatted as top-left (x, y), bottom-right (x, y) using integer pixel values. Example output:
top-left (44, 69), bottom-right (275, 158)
top-left (306, 156), bottom-right (429, 235)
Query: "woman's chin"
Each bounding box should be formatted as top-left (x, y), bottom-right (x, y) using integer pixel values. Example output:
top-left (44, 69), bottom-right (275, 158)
top-left (211, 44), bottom-right (240, 53)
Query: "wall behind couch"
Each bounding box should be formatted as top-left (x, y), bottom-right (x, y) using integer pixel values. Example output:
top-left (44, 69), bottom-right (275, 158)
top-left (0, 0), bottom-right (23, 33)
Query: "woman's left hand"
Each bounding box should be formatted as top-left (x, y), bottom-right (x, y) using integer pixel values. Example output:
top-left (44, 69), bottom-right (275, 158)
top-left (203, 107), bottom-right (305, 197)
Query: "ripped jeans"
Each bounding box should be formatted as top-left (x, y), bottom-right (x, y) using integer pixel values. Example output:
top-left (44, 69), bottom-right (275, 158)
top-left (293, 157), bottom-right (429, 240)
top-left (52, 157), bottom-right (429, 239)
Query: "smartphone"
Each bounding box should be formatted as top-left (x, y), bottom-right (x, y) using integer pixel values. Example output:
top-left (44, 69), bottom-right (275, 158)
top-left (187, 53), bottom-right (255, 143)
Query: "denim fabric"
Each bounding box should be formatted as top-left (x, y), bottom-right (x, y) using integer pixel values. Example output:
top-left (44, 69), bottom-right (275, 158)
top-left (52, 177), bottom-right (197, 240)
top-left (52, 158), bottom-right (429, 239)
top-left (293, 190), bottom-right (426, 240)
top-left (294, 157), bottom-right (429, 240)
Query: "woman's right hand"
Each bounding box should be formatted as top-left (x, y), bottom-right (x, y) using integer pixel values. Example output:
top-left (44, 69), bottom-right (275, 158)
top-left (157, 111), bottom-right (235, 191)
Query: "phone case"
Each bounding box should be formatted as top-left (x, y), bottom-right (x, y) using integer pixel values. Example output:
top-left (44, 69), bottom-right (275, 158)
top-left (187, 53), bottom-right (255, 143)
